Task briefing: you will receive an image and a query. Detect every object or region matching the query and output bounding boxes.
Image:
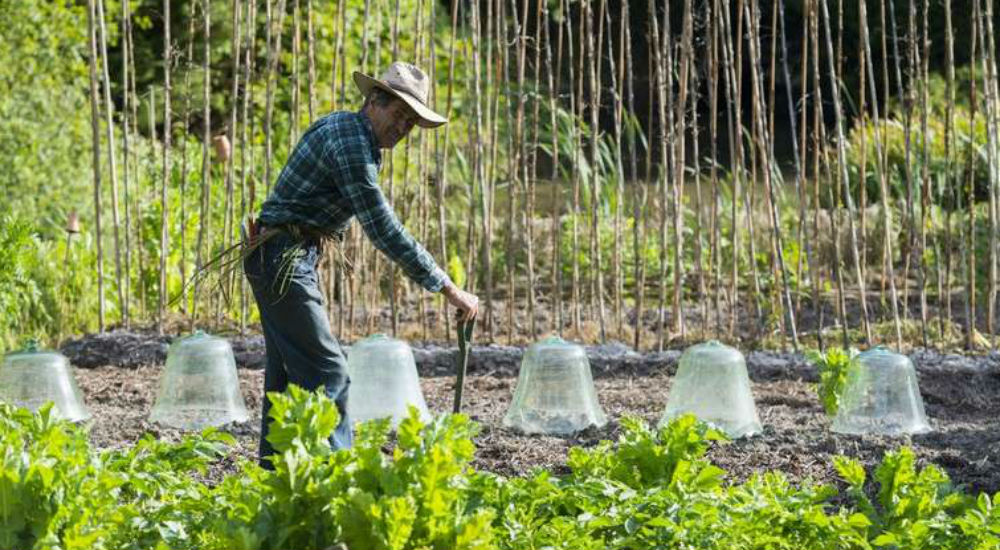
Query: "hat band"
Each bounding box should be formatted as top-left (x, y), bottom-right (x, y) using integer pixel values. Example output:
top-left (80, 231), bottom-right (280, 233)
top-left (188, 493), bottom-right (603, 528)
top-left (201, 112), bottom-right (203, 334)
top-left (383, 80), bottom-right (427, 106)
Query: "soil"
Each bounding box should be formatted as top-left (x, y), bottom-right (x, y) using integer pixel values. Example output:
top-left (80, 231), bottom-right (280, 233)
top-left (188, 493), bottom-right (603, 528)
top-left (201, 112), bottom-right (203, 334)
top-left (61, 330), bottom-right (1000, 496)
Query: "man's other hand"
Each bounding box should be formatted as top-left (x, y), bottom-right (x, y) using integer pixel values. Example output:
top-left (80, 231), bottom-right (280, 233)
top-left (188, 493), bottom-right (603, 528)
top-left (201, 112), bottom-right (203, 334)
top-left (442, 282), bottom-right (479, 322)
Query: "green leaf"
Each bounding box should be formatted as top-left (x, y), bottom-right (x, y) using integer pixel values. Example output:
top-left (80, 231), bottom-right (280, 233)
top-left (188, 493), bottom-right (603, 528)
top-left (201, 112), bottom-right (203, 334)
top-left (847, 512), bottom-right (872, 528)
top-left (834, 456), bottom-right (867, 488)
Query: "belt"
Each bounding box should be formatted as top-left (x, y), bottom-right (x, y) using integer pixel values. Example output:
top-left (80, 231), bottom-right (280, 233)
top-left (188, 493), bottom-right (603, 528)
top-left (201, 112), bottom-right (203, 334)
top-left (258, 222), bottom-right (328, 243)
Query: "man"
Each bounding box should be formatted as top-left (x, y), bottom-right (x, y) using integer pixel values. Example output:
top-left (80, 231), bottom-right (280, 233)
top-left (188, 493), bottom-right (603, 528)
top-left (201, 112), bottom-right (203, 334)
top-left (244, 61), bottom-right (479, 468)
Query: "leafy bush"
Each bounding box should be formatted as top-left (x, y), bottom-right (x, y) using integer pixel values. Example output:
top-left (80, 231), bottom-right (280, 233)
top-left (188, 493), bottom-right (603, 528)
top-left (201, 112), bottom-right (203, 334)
top-left (0, 213), bottom-right (42, 350)
top-left (0, 0), bottom-right (92, 221)
top-left (839, 71), bottom-right (991, 211)
top-left (806, 346), bottom-right (859, 416)
top-left (0, 210), bottom-right (112, 351)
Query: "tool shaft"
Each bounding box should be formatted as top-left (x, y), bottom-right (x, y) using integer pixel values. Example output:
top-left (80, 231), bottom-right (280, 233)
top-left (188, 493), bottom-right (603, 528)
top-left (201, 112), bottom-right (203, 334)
top-left (453, 319), bottom-right (475, 413)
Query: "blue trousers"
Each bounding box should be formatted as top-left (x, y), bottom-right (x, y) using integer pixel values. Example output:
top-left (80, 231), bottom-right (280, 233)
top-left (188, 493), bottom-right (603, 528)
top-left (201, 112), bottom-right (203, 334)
top-left (243, 231), bottom-right (353, 469)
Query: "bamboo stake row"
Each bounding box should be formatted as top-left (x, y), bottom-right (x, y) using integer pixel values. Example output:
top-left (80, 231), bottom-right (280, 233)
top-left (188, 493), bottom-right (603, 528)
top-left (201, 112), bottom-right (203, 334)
top-left (74, 0), bottom-right (1000, 352)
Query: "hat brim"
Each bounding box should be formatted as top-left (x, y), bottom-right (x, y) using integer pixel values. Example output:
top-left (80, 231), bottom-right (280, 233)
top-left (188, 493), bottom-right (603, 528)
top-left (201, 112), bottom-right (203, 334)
top-left (353, 71), bottom-right (447, 129)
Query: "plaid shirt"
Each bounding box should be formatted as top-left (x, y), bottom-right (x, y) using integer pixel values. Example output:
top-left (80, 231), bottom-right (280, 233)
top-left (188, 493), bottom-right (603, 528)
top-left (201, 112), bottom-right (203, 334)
top-left (259, 111), bottom-right (450, 292)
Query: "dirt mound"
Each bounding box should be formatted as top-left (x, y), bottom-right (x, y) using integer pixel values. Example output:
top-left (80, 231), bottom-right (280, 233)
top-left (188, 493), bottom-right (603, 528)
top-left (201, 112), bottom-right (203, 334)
top-left (61, 331), bottom-right (171, 368)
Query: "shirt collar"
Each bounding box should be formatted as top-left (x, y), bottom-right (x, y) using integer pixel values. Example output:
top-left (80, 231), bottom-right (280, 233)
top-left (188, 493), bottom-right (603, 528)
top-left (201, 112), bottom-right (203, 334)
top-left (358, 110), bottom-right (383, 165)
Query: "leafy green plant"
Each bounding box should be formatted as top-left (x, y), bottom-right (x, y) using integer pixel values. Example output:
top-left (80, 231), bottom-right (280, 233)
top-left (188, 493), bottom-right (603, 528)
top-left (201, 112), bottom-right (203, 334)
top-left (205, 385), bottom-right (495, 550)
top-left (4, 388), bottom-right (1000, 550)
top-left (567, 414), bottom-right (726, 490)
top-left (0, 400), bottom-right (230, 550)
top-left (806, 346), bottom-right (859, 416)
top-left (836, 448), bottom-right (973, 549)
top-left (0, 213), bottom-right (42, 351)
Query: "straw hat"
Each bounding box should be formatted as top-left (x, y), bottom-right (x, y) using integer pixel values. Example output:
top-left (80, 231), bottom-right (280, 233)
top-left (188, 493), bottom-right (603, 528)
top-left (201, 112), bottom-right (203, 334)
top-left (353, 62), bottom-right (447, 128)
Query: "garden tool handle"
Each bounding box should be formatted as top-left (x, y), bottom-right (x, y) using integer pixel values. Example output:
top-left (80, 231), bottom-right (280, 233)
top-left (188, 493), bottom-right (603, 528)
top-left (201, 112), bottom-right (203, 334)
top-left (453, 318), bottom-right (475, 414)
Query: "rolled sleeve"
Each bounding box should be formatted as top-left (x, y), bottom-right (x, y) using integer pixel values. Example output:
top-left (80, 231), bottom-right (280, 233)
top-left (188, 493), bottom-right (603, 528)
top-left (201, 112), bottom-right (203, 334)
top-left (327, 137), bottom-right (451, 293)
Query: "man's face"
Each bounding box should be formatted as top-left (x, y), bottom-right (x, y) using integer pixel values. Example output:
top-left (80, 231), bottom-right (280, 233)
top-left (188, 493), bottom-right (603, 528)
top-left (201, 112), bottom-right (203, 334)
top-left (368, 97), bottom-right (420, 149)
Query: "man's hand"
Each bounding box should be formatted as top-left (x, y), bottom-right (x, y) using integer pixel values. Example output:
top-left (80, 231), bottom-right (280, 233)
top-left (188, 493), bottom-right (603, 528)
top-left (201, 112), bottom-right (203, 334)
top-left (442, 282), bottom-right (479, 322)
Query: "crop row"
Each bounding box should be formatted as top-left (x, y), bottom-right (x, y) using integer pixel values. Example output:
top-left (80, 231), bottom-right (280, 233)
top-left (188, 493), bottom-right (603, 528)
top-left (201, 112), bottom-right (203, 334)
top-left (2, 387), bottom-right (998, 550)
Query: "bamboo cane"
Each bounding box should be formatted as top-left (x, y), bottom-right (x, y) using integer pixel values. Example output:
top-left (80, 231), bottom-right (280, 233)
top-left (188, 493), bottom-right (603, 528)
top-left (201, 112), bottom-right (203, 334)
top-left (778, 0), bottom-right (811, 330)
top-left (411, 0), bottom-right (429, 340)
top-left (158, 0), bottom-right (172, 331)
top-left (388, 0), bottom-right (400, 338)
top-left (458, 2), bottom-right (476, 311)
top-left (808, 0), bottom-right (841, 347)
top-left (127, 2), bottom-right (142, 320)
top-left (944, 0), bottom-right (957, 336)
top-left (767, 0), bottom-right (784, 337)
top-left (143, 88), bottom-right (154, 319)
top-left (178, 7), bottom-right (197, 316)
top-left (811, 0), bottom-right (849, 348)
top-left (306, 0), bottom-right (316, 122)
top-left (568, 0), bottom-right (583, 335)
top-left (966, 1), bottom-right (981, 348)
top-left (193, 0), bottom-right (211, 321)
top-left (745, 0), bottom-right (798, 348)
top-left (332, 0), bottom-right (346, 110)
top-left (658, 0), bottom-right (674, 348)
top-left (882, 0), bottom-right (907, 324)
top-left (979, 0), bottom-right (1000, 347)
top-left (367, 0), bottom-right (385, 334)
top-left (670, 0), bottom-right (694, 340)
top-left (86, 0), bottom-right (106, 332)
top-left (95, 0), bottom-right (125, 326)
top-left (914, 3), bottom-right (940, 340)
top-left (857, 1), bottom-right (870, 308)
top-left (264, 0), bottom-right (288, 194)
top-left (291, 0), bottom-right (301, 144)
top-left (641, 3), bottom-right (657, 346)
top-left (688, 12), bottom-right (706, 341)
top-left (436, 0), bottom-right (460, 344)
top-left (820, 0), bottom-right (872, 345)
top-left (586, 0), bottom-right (609, 342)
top-left (718, 0), bottom-right (743, 337)
top-left (499, 0), bottom-right (515, 342)
top-left (734, 0), bottom-right (765, 338)
top-left (469, 0), bottom-right (489, 338)
top-left (525, 0), bottom-right (544, 341)
top-left (335, 0), bottom-right (350, 336)
top-left (709, 0), bottom-right (723, 338)
top-left (625, 1), bottom-right (646, 348)
top-left (920, 0), bottom-right (943, 342)
top-left (803, 1), bottom-right (824, 347)
top-left (547, 0), bottom-right (564, 335)
top-left (914, 0), bottom-right (931, 347)
top-left (239, 0), bottom-right (255, 331)
top-left (508, 0), bottom-right (531, 344)
top-left (898, 0), bottom-right (918, 325)
top-left (120, 0), bottom-right (133, 326)
top-left (859, 0), bottom-right (903, 347)
top-left (223, 0), bottom-right (243, 315)
top-left (648, 0), bottom-right (668, 349)
top-left (476, 0), bottom-right (498, 308)
top-left (606, 0), bottom-right (626, 340)
top-left (417, 0), bottom-right (430, 340)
